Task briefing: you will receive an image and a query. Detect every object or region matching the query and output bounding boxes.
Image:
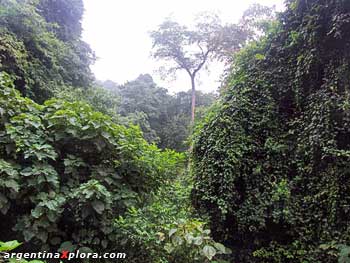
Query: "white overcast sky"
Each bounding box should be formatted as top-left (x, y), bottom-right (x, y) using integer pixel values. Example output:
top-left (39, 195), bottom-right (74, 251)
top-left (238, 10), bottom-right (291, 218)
top-left (82, 0), bottom-right (284, 93)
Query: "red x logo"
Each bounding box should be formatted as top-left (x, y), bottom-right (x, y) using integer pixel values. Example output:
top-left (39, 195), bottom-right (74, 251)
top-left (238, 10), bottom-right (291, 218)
top-left (61, 250), bottom-right (69, 259)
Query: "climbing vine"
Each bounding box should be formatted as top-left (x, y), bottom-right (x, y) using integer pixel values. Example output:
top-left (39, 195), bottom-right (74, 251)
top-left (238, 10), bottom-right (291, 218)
top-left (192, 0), bottom-right (350, 262)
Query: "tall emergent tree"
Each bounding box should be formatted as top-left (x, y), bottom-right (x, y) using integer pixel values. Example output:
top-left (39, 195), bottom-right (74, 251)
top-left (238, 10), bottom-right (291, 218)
top-left (150, 13), bottom-right (247, 122)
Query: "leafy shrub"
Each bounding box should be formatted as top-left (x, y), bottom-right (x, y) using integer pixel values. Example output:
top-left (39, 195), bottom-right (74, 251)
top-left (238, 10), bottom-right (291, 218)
top-left (0, 72), bottom-right (185, 254)
top-left (160, 219), bottom-right (231, 263)
top-left (115, 176), bottom-right (230, 263)
top-left (192, 0), bottom-right (350, 262)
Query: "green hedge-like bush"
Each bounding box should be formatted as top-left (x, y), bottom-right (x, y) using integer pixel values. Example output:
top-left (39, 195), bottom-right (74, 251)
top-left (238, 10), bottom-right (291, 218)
top-left (0, 72), bottom-right (184, 253)
top-left (191, 0), bottom-right (350, 262)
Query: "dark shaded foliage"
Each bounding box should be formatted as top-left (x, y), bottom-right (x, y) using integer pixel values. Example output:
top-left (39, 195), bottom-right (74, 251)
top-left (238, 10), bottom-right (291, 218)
top-left (0, 0), bottom-right (94, 103)
top-left (192, 0), bottom-right (350, 262)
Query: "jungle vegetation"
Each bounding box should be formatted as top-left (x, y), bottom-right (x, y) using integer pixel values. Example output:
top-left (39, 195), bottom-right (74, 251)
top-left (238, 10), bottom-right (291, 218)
top-left (0, 0), bottom-right (350, 263)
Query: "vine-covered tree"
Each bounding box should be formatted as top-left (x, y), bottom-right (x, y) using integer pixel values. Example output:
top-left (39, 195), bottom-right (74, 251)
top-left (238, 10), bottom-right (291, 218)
top-left (192, 0), bottom-right (350, 262)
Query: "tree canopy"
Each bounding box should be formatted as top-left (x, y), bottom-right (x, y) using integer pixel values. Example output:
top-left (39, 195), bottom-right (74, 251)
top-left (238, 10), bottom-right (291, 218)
top-left (0, 0), bottom-right (94, 102)
top-left (150, 13), bottom-right (247, 122)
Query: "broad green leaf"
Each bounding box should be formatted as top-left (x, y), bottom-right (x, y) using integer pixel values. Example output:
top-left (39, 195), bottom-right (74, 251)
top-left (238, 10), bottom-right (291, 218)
top-left (214, 242), bottom-right (227, 254)
top-left (202, 245), bottom-right (216, 260)
top-left (193, 236), bottom-right (203, 246)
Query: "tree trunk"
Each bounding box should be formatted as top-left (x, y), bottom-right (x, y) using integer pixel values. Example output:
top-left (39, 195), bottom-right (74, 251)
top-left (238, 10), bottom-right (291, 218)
top-left (191, 75), bottom-right (196, 123)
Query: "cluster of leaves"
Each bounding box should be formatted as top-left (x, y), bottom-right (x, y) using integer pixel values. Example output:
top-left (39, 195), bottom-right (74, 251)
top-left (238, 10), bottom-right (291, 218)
top-left (114, 175), bottom-right (231, 263)
top-left (0, 72), bottom-right (185, 255)
top-left (160, 220), bottom-right (231, 263)
top-left (0, 0), bottom-right (94, 102)
top-left (192, 0), bottom-right (350, 262)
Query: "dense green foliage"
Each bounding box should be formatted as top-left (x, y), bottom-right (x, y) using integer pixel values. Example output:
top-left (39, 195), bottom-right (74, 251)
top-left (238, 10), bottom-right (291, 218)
top-left (55, 85), bottom-right (120, 121)
top-left (99, 75), bottom-right (216, 151)
top-left (0, 72), bottom-right (184, 254)
top-left (115, 176), bottom-right (231, 263)
top-left (116, 74), bottom-right (171, 144)
top-left (192, 0), bottom-right (350, 262)
top-left (5, 0), bottom-right (350, 262)
top-left (0, 0), bottom-right (94, 102)
top-left (0, 1), bottom-right (227, 262)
